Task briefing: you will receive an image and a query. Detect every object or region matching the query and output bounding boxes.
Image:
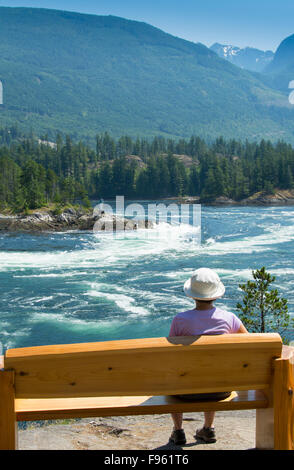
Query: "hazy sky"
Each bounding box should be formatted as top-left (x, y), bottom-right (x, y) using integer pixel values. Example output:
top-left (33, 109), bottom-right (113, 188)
top-left (0, 0), bottom-right (293, 52)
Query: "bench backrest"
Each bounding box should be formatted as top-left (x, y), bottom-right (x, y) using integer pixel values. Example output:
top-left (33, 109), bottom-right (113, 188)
top-left (4, 333), bottom-right (282, 399)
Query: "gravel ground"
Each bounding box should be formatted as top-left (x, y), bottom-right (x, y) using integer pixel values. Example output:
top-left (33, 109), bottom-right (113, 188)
top-left (18, 410), bottom-right (256, 450)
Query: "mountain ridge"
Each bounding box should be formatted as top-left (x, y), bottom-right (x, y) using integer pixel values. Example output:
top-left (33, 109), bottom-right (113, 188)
top-left (0, 7), bottom-right (293, 143)
top-left (265, 33), bottom-right (294, 93)
top-left (210, 43), bottom-right (274, 72)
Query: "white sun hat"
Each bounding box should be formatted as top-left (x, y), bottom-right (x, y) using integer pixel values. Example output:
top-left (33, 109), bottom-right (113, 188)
top-left (184, 267), bottom-right (225, 300)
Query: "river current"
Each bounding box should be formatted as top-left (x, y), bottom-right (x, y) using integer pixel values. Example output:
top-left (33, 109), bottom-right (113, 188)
top-left (0, 203), bottom-right (293, 351)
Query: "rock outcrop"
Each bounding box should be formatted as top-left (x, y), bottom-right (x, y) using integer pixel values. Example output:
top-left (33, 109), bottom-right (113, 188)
top-left (240, 190), bottom-right (294, 205)
top-left (0, 208), bottom-right (153, 232)
top-left (180, 190), bottom-right (294, 206)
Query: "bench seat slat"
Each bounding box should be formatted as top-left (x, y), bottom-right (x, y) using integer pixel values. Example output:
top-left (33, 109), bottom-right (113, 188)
top-left (15, 390), bottom-right (268, 422)
top-left (6, 334), bottom-right (282, 399)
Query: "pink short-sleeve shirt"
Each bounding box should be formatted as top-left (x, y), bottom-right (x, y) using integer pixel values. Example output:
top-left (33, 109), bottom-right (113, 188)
top-left (169, 307), bottom-right (242, 337)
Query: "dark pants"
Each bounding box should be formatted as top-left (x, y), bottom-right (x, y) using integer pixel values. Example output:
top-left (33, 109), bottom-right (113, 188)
top-left (174, 391), bottom-right (231, 401)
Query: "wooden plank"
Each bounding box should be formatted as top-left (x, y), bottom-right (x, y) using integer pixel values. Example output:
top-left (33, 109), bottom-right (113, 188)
top-left (256, 408), bottom-right (274, 450)
top-left (5, 334), bottom-right (282, 399)
top-left (256, 367), bottom-right (275, 450)
top-left (274, 349), bottom-right (294, 450)
top-left (255, 348), bottom-right (294, 450)
top-left (6, 333), bottom-right (282, 358)
top-left (15, 390), bottom-right (268, 422)
top-left (256, 390), bottom-right (274, 450)
top-left (0, 370), bottom-right (17, 450)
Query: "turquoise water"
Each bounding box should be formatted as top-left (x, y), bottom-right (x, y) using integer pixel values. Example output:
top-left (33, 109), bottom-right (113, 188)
top-left (0, 203), bottom-right (294, 351)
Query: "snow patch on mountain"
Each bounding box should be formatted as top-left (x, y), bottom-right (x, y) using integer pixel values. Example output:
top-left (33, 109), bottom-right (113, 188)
top-left (210, 43), bottom-right (274, 73)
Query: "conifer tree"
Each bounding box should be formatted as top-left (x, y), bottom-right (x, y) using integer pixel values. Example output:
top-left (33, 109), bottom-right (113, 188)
top-left (236, 267), bottom-right (293, 343)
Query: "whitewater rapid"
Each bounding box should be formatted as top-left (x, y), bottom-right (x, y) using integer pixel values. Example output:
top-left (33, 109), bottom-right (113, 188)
top-left (0, 205), bottom-right (293, 350)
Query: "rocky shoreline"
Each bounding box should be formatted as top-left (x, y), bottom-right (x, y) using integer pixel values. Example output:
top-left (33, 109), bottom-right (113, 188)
top-left (1, 189), bottom-right (294, 232)
top-left (180, 189), bottom-right (294, 206)
top-left (0, 208), bottom-right (153, 232)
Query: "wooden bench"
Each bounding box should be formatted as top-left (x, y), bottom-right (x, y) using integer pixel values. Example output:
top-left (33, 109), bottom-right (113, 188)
top-left (0, 333), bottom-right (293, 450)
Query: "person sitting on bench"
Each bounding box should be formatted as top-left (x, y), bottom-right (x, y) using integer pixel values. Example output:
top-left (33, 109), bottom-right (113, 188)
top-left (169, 267), bottom-right (248, 445)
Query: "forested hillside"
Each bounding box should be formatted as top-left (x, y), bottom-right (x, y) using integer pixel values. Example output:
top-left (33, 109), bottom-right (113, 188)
top-left (0, 127), bottom-right (293, 212)
top-left (0, 7), bottom-right (293, 142)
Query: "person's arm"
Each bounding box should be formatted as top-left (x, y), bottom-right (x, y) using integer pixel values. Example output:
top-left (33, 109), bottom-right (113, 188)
top-left (231, 313), bottom-right (248, 334)
top-left (237, 323), bottom-right (249, 333)
top-left (169, 317), bottom-right (178, 337)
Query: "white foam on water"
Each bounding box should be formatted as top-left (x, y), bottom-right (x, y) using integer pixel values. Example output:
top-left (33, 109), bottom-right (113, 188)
top-left (164, 268), bottom-right (252, 281)
top-left (0, 328), bottom-right (31, 337)
top-left (200, 222), bottom-right (294, 256)
top-left (205, 237), bottom-right (216, 244)
top-left (1, 218), bottom-right (293, 274)
top-left (32, 296), bottom-right (54, 303)
top-left (215, 268), bottom-right (252, 279)
top-left (29, 311), bottom-right (125, 332)
top-left (93, 222), bottom-right (201, 257)
top-left (164, 270), bottom-right (195, 279)
top-left (13, 271), bottom-right (89, 278)
top-left (2, 208), bottom-right (294, 345)
top-left (163, 266), bottom-right (294, 293)
top-left (85, 281), bottom-right (191, 313)
top-left (271, 268), bottom-right (294, 275)
top-left (86, 289), bottom-right (150, 317)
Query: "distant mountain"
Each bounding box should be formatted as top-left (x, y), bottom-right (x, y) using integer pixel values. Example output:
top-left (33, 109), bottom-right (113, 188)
top-left (210, 43), bottom-right (274, 72)
top-left (266, 34), bottom-right (294, 91)
top-left (0, 7), bottom-right (292, 142)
